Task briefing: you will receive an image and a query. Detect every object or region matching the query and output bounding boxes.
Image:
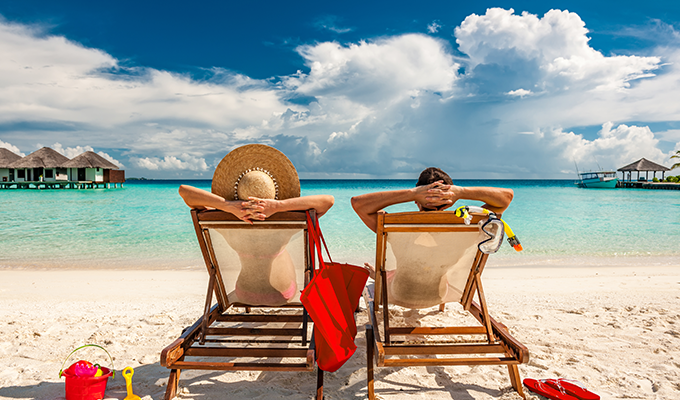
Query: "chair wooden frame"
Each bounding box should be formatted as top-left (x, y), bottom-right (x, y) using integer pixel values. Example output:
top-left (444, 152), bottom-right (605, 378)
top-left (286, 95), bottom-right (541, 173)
top-left (365, 211), bottom-right (528, 399)
top-left (161, 209), bottom-right (323, 400)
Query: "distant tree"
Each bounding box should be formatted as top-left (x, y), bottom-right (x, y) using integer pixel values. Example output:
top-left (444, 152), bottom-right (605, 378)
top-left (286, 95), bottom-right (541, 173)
top-left (672, 150), bottom-right (680, 170)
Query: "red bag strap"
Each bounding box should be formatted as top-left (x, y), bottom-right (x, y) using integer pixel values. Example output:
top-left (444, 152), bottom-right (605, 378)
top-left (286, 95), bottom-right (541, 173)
top-left (306, 211), bottom-right (324, 271)
top-left (306, 211), bottom-right (333, 267)
top-left (312, 213), bottom-right (333, 264)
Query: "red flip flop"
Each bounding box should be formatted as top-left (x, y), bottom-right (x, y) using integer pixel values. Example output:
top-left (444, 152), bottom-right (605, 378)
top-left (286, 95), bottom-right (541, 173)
top-left (523, 378), bottom-right (579, 400)
top-left (543, 379), bottom-right (600, 400)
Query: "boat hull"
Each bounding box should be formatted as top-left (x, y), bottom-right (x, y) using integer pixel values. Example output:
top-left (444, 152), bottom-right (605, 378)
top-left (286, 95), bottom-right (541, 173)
top-left (576, 178), bottom-right (618, 188)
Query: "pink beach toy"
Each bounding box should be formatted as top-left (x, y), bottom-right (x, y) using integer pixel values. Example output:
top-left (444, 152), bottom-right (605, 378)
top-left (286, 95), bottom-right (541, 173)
top-left (73, 361), bottom-right (101, 377)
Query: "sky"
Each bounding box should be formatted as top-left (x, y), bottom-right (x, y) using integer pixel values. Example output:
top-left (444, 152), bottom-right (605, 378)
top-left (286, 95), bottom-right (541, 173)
top-left (1, 1), bottom-right (679, 179)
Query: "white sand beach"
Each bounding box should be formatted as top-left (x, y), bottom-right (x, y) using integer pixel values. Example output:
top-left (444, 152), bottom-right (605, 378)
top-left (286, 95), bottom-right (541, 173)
top-left (1, 258), bottom-right (679, 400)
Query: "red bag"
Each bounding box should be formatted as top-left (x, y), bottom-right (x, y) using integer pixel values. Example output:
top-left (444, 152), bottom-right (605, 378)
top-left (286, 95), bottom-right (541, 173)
top-left (300, 212), bottom-right (370, 372)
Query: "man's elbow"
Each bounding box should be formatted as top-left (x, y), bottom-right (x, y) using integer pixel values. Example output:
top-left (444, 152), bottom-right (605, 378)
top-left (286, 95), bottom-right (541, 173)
top-left (501, 189), bottom-right (514, 210)
top-left (505, 189), bottom-right (514, 205)
top-left (350, 196), bottom-right (361, 213)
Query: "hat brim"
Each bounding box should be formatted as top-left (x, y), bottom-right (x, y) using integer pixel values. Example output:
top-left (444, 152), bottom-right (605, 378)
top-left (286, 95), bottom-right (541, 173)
top-left (212, 144), bottom-right (300, 200)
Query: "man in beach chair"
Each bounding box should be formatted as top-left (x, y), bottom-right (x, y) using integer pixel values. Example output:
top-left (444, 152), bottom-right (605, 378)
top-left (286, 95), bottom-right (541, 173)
top-left (351, 167), bottom-right (529, 399)
top-left (161, 144), bottom-right (334, 400)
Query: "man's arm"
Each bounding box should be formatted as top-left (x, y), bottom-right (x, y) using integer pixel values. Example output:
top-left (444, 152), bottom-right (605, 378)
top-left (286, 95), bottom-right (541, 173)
top-left (351, 182), bottom-right (514, 232)
top-left (432, 185), bottom-right (514, 214)
top-left (351, 182), bottom-right (441, 233)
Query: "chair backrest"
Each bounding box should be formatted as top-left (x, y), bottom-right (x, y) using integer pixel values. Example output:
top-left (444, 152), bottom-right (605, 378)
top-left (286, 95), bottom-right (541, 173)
top-left (192, 209), bottom-right (310, 309)
top-left (376, 211), bottom-right (489, 309)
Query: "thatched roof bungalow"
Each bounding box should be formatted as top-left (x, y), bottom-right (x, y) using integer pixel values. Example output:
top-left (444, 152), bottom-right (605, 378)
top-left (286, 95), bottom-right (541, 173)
top-left (618, 158), bottom-right (671, 181)
top-left (0, 148), bottom-right (23, 182)
top-left (8, 147), bottom-right (70, 182)
top-left (3, 147), bottom-right (125, 185)
top-left (62, 151), bottom-right (124, 183)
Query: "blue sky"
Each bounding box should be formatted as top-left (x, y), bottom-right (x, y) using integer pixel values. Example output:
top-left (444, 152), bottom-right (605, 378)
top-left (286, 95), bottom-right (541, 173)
top-left (1, 1), bottom-right (679, 178)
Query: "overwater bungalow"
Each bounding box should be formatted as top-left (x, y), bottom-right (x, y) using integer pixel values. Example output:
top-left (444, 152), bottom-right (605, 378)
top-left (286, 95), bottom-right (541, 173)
top-left (0, 148), bottom-right (22, 182)
top-left (62, 151), bottom-right (125, 184)
top-left (7, 147), bottom-right (70, 182)
top-left (1, 146), bottom-right (125, 189)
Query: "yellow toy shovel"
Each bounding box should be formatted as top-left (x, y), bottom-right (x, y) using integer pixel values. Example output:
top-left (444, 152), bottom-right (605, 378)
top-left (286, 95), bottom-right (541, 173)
top-left (122, 367), bottom-right (141, 400)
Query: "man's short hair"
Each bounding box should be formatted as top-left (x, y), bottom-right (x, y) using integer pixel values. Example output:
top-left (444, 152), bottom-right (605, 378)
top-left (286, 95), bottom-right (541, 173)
top-left (416, 167), bottom-right (453, 187)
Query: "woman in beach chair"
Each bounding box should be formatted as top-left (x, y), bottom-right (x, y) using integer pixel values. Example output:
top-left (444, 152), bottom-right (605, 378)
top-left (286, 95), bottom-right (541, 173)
top-left (179, 145), bottom-right (334, 305)
top-left (162, 144), bottom-right (334, 400)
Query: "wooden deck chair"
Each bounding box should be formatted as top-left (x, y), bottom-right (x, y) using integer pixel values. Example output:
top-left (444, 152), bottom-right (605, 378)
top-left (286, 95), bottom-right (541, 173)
top-left (161, 209), bottom-right (323, 400)
top-left (364, 210), bottom-right (529, 399)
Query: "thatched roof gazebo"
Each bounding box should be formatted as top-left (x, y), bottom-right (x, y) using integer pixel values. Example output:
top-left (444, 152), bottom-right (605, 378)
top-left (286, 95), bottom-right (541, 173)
top-left (0, 148), bottom-right (22, 168)
top-left (617, 158), bottom-right (671, 181)
top-left (62, 151), bottom-right (119, 169)
top-left (8, 147), bottom-right (70, 169)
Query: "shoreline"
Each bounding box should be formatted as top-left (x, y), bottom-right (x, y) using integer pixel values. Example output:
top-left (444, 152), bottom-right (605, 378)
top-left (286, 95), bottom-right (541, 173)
top-left (2, 253), bottom-right (679, 271)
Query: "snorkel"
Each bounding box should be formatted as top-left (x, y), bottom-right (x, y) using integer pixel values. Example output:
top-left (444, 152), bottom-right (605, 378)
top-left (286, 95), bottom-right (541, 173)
top-left (454, 206), bottom-right (523, 252)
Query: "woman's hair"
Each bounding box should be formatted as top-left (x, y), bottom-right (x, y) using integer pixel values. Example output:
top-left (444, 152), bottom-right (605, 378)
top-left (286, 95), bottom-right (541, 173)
top-left (416, 167), bottom-right (453, 187)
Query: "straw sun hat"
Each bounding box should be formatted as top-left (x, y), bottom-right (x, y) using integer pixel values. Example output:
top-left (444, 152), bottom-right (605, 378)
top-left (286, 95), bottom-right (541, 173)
top-left (212, 144), bottom-right (300, 201)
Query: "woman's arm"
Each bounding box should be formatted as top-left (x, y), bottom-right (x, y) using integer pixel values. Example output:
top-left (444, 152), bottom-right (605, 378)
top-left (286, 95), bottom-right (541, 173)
top-left (245, 195), bottom-right (335, 219)
top-left (178, 185), bottom-right (334, 222)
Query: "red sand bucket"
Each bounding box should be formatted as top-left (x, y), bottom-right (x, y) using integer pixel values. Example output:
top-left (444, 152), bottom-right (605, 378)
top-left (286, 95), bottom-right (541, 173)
top-left (59, 345), bottom-right (115, 400)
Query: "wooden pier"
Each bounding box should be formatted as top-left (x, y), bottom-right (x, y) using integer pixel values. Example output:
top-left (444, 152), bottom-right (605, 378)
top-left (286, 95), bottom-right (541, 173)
top-left (617, 181), bottom-right (680, 190)
top-left (0, 181), bottom-right (123, 189)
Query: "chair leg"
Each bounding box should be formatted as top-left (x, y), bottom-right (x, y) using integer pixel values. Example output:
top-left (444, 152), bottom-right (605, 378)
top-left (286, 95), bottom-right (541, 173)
top-left (508, 365), bottom-right (525, 399)
top-left (164, 369), bottom-right (180, 400)
top-left (316, 368), bottom-right (324, 400)
top-left (367, 325), bottom-right (375, 400)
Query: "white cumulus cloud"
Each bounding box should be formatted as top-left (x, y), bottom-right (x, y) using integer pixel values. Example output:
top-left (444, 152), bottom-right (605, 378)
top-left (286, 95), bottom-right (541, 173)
top-left (287, 34), bottom-right (458, 104)
top-left (0, 140), bottom-right (24, 156)
top-left (50, 142), bottom-right (124, 167)
top-left (455, 8), bottom-right (661, 93)
top-left (550, 122), bottom-right (667, 169)
top-left (131, 154), bottom-right (208, 171)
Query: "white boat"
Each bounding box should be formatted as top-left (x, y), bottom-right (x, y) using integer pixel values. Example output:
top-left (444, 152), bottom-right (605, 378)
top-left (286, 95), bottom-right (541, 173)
top-left (575, 171), bottom-right (619, 188)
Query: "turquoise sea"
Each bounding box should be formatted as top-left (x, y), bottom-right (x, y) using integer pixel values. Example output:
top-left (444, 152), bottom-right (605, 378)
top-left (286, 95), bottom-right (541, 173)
top-left (1, 180), bottom-right (679, 269)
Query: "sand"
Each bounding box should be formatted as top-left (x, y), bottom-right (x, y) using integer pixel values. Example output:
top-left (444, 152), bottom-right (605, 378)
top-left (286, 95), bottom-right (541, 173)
top-left (0, 258), bottom-right (679, 400)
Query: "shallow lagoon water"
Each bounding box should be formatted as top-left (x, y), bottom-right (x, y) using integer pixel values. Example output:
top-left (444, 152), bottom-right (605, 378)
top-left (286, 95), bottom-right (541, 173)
top-left (1, 179), bottom-right (678, 268)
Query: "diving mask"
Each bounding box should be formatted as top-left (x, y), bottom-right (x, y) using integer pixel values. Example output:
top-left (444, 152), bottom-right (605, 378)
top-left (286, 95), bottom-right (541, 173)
top-left (478, 217), bottom-right (504, 254)
top-left (454, 205), bottom-right (523, 254)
